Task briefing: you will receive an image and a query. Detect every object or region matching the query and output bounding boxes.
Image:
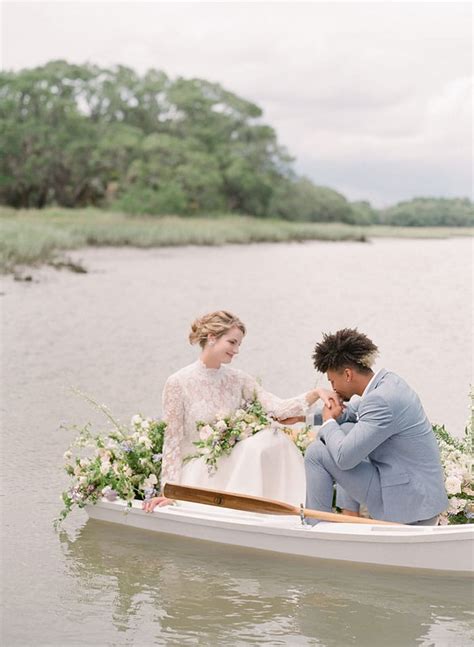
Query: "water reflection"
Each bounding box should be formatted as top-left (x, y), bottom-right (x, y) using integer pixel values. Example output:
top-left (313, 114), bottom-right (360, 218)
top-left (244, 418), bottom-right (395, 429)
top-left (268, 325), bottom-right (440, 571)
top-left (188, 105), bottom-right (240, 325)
top-left (59, 520), bottom-right (474, 646)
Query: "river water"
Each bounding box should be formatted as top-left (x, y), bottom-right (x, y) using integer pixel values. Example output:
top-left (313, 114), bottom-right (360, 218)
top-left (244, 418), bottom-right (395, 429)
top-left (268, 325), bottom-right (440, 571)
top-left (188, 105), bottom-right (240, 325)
top-left (1, 238), bottom-right (473, 646)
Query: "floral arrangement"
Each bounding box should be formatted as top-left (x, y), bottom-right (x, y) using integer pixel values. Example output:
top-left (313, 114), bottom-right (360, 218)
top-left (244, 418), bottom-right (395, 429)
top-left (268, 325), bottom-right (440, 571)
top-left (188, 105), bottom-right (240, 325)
top-left (55, 397), bottom-right (166, 527)
top-left (433, 393), bottom-right (473, 525)
top-left (59, 391), bottom-right (474, 527)
top-left (185, 396), bottom-right (314, 474)
top-left (282, 425), bottom-right (316, 455)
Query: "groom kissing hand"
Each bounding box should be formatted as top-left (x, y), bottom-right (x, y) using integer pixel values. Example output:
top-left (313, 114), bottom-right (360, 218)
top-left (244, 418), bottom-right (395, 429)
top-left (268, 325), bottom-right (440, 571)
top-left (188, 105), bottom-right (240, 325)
top-left (304, 328), bottom-right (448, 525)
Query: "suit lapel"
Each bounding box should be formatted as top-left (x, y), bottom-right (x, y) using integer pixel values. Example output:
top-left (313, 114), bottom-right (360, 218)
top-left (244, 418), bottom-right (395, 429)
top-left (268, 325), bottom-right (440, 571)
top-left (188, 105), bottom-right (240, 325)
top-left (363, 368), bottom-right (388, 398)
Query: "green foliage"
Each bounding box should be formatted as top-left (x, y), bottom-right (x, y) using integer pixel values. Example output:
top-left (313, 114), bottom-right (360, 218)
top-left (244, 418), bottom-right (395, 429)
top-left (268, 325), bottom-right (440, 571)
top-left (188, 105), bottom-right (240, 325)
top-left (268, 178), bottom-right (356, 223)
top-left (0, 61), bottom-right (291, 217)
top-left (380, 197), bottom-right (474, 227)
top-left (1, 61), bottom-right (471, 223)
top-left (347, 201), bottom-right (380, 225)
top-left (114, 185), bottom-right (188, 216)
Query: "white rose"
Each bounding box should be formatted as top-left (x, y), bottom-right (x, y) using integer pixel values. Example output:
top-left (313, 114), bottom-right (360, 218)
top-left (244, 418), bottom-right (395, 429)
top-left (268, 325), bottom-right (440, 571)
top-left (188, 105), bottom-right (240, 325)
top-left (138, 435), bottom-right (152, 449)
top-left (199, 425), bottom-right (213, 441)
top-left (131, 414), bottom-right (142, 426)
top-left (445, 476), bottom-right (462, 495)
top-left (100, 461), bottom-right (111, 475)
top-left (141, 420), bottom-right (150, 430)
top-left (215, 420), bottom-right (227, 432)
top-left (447, 496), bottom-right (466, 515)
top-left (63, 450), bottom-right (73, 461)
top-left (143, 474), bottom-right (158, 489)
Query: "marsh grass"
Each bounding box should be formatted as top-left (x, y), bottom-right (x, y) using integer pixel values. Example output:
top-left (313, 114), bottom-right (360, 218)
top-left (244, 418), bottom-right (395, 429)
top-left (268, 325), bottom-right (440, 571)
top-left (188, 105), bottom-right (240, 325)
top-left (1, 207), bottom-right (472, 273)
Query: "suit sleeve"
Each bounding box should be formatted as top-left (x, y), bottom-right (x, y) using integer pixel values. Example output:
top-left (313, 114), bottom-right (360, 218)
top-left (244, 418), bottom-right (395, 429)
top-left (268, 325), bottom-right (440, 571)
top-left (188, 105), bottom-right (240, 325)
top-left (320, 394), bottom-right (394, 469)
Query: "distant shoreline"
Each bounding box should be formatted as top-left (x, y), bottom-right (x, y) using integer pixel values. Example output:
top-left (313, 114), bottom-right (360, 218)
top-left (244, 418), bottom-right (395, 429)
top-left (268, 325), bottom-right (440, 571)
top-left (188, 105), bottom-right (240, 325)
top-left (1, 207), bottom-right (472, 276)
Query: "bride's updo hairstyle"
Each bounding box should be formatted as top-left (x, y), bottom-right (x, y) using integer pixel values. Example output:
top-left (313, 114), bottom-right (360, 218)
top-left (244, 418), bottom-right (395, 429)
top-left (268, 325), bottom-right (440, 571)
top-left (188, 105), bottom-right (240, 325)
top-left (189, 310), bottom-right (246, 348)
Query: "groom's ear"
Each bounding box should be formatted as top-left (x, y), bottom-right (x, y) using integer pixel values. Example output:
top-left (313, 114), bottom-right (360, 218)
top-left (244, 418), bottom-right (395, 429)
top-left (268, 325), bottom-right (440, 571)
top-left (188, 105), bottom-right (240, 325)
top-left (344, 368), bottom-right (353, 382)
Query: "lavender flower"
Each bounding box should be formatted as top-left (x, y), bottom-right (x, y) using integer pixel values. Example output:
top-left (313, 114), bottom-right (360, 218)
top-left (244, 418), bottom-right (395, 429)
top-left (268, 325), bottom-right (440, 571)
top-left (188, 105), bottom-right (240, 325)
top-left (152, 453), bottom-right (163, 463)
top-left (69, 488), bottom-right (83, 503)
top-left (121, 441), bottom-right (133, 453)
top-left (101, 486), bottom-right (118, 501)
top-left (144, 487), bottom-right (156, 500)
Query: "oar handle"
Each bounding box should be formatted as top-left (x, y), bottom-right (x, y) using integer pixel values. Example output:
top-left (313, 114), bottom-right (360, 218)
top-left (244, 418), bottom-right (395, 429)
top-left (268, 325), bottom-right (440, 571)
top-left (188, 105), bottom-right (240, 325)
top-left (303, 508), bottom-right (398, 526)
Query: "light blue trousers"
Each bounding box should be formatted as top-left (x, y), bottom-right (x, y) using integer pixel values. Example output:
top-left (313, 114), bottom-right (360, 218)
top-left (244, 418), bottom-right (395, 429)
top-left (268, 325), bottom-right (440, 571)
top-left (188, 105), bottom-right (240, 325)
top-left (304, 437), bottom-right (382, 517)
top-left (304, 435), bottom-right (438, 525)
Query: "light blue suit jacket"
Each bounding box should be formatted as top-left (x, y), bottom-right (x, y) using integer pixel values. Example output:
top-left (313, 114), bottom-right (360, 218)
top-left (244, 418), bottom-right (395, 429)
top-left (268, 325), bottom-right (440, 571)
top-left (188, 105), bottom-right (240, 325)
top-left (313, 369), bottom-right (448, 523)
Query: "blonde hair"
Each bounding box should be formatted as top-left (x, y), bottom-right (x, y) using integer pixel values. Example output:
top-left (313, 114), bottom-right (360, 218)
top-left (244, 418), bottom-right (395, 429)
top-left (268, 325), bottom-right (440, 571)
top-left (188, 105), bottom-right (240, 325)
top-left (189, 310), bottom-right (246, 348)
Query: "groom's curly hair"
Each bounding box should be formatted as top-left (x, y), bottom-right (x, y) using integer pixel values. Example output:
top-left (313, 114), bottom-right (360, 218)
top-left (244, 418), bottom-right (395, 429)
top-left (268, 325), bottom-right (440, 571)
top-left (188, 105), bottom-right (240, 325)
top-left (313, 328), bottom-right (379, 374)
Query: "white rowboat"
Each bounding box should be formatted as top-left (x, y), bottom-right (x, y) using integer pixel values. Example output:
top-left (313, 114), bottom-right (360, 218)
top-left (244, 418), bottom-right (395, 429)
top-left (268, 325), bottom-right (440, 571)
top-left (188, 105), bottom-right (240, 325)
top-left (86, 498), bottom-right (474, 574)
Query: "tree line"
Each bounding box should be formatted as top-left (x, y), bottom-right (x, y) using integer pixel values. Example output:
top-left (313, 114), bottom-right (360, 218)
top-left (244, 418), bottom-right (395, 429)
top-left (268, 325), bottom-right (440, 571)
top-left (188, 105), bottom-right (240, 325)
top-left (1, 61), bottom-right (472, 226)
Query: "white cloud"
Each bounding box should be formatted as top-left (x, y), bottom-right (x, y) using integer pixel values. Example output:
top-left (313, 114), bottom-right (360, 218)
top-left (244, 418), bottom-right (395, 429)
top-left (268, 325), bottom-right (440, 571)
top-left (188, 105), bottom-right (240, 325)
top-left (2, 1), bottom-right (472, 205)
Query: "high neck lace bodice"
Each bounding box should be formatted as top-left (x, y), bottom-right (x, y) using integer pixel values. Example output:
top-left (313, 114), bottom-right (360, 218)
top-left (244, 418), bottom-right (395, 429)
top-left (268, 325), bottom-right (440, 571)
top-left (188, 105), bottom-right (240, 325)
top-left (195, 358), bottom-right (225, 375)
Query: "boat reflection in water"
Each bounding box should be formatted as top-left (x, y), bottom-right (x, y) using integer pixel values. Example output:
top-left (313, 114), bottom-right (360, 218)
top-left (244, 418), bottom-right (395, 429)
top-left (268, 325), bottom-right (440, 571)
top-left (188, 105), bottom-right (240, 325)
top-left (59, 519), bottom-right (474, 646)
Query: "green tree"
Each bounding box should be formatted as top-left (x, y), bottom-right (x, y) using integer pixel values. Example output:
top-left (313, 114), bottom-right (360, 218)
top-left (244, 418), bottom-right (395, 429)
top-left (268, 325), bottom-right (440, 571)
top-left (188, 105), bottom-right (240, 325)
top-left (0, 62), bottom-right (295, 215)
top-left (380, 198), bottom-right (473, 227)
top-left (269, 177), bottom-right (354, 223)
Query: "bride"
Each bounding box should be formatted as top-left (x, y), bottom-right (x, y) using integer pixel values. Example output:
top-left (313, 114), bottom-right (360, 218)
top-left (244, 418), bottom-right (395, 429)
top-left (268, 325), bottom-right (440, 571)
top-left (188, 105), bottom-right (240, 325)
top-left (143, 310), bottom-right (334, 512)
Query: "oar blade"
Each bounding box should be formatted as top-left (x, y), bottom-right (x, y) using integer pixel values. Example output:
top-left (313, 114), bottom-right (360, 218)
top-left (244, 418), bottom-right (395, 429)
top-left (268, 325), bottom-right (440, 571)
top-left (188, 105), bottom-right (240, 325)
top-left (164, 483), bottom-right (401, 526)
top-left (164, 483), bottom-right (297, 515)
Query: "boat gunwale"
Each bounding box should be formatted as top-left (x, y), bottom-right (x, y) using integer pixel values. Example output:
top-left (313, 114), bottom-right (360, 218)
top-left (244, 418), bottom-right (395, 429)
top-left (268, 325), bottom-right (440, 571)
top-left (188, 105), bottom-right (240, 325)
top-left (87, 499), bottom-right (474, 545)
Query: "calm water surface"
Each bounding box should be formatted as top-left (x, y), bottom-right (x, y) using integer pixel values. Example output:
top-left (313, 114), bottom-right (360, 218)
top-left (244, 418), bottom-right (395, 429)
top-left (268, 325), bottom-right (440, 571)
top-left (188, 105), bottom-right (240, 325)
top-left (1, 238), bottom-right (473, 646)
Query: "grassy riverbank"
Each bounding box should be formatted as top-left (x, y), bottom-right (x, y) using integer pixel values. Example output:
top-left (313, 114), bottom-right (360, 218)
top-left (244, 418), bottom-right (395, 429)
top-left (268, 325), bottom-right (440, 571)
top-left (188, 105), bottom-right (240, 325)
top-left (1, 207), bottom-right (472, 274)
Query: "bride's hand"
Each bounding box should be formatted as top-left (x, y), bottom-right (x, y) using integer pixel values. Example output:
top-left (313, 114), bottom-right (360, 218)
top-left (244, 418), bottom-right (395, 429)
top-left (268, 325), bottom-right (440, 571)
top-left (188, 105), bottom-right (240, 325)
top-left (277, 416), bottom-right (305, 425)
top-left (142, 496), bottom-right (175, 512)
top-left (316, 388), bottom-right (343, 410)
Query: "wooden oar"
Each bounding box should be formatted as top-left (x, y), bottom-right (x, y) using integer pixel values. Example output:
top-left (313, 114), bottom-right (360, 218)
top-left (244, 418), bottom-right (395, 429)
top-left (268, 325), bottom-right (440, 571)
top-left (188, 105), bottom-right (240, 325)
top-left (163, 483), bottom-right (401, 526)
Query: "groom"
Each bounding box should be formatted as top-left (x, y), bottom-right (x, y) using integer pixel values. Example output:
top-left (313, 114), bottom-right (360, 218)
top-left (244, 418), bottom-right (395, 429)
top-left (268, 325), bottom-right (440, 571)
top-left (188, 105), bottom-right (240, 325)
top-left (304, 328), bottom-right (448, 524)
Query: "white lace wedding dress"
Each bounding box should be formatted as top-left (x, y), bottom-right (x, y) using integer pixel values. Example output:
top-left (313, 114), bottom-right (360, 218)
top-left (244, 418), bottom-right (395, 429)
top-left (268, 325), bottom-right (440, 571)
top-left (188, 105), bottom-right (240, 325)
top-left (160, 360), bottom-right (310, 506)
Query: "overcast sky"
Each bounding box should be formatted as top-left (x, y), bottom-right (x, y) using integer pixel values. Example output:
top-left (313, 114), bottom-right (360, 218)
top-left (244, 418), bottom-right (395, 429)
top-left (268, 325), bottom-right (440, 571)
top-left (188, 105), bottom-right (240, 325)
top-left (2, 1), bottom-right (472, 206)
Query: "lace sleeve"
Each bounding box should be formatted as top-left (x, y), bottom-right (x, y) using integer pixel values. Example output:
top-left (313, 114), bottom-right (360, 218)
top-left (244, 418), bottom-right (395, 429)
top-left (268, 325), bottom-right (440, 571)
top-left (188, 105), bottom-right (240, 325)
top-left (160, 376), bottom-right (185, 489)
top-left (242, 373), bottom-right (311, 419)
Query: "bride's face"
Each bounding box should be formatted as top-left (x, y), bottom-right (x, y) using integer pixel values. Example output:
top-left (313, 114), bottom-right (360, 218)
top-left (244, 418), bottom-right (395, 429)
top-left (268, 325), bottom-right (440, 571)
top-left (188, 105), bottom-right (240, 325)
top-left (210, 326), bottom-right (244, 364)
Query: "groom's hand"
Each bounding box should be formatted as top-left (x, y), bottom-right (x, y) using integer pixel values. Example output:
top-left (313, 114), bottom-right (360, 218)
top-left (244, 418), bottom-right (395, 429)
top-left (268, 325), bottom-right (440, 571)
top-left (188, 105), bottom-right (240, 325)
top-left (316, 388), bottom-right (343, 409)
top-left (322, 398), bottom-right (344, 422)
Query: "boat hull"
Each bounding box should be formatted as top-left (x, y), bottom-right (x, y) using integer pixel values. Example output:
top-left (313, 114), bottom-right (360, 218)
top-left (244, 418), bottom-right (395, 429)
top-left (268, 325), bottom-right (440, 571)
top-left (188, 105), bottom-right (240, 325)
top-left (85, 499), bottom-right (474, 574)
